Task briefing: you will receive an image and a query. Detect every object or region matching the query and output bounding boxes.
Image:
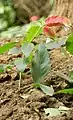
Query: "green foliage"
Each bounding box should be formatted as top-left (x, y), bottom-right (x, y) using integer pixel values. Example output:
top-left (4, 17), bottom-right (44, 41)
top-left (0, 15), bottom-right (73, 97)
top-left (0, 1), bottom-right (16, 31)
top-left (0, 19), bottom-right (8, 31)
top-left (66, 34), bottom-right (73, 54)
top-left (0, 25), bottom-right (28, 38)
top-left (4, 6), bottom-right (16, 25)
top-left (14, 57), bottom-right (30, 72)
top-left (0, 0), bottom-right (12, 6)
top-left (56, 88), bottom-right (73, 94)
top-left (31, 43), bottom-right (51, 83)
top-left (68, 70), bottom-right (73, 80)
top-left (7, 41), bottom-right (53, 95)
top-left (31, 43), bottom-right (53, 96)
top-left (46, 37), bottom-right (66, 49)
top-left (21, 43), bottom-right (34, 57)
top-left (22, 25), bottom-right (42, 43)
top-left (0, 42), bottom-right (17, 54)
top-left (8, 47), bottom-right (21, 55)
top-left (39, 84), bottom-right (54, 96)
top-left (0, 64), bottom-right (4, 73)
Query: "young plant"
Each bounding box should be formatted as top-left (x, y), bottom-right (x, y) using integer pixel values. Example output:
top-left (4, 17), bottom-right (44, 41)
top-left (31, 43), bottom-right (54, 96)
top-left (8, 42), bottom-right (54, 95)
top-left (0, 15), bottom-right (71, 95)
top-left (9, 42), bottom-right (34, 90)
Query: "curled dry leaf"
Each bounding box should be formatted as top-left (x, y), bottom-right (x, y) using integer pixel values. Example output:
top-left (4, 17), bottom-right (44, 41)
top-left (43, 25), bottom-right (56, 38)
top-left (45, 16), bottom-right (71, 27)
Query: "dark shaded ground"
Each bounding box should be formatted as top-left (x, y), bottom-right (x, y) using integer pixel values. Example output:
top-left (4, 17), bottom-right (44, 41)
top-left (0, 38), bottom-right (73, 120)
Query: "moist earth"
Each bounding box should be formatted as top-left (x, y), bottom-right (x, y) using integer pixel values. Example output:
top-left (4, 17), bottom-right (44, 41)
top-left (0, 38), bottom-right (73, 120)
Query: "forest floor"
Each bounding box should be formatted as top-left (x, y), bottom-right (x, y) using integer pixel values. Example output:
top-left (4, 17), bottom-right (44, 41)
top-left (0, 37), bottom-right (73, 120)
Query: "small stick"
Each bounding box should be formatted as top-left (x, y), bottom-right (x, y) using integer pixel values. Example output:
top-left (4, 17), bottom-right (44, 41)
top-left (54, 71), bottom-right (72, 83)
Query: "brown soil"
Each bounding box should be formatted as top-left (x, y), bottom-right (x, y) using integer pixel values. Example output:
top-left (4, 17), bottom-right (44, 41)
top-left (0, 39), bottom-right (73, 120)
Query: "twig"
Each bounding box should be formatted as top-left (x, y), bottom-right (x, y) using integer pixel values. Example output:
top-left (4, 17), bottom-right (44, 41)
top-left (53, 71), bottom-right (72, 83)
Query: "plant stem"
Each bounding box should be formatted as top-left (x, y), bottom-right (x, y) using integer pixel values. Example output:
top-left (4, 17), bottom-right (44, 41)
top-left (61, 47), bottom-right (69, 57)
top-left (19, 72), bottom-right (22, 90)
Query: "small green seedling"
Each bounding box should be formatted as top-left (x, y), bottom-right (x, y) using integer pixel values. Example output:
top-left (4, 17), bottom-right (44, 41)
top-left (31, 43), bottom-right (54, 96)
top-left (0, 16), bottom-right (71, 95)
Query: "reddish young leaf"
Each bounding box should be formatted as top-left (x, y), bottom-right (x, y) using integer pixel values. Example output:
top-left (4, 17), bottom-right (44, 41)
top-left (30, 16), bottom-right (39, 21)
top-left (45, 16), bottom-right (71, 27)
top-left (43, 26), bottom-right (56, 38)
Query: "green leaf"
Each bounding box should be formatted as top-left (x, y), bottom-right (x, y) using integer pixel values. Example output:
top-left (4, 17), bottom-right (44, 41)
top-left (46, 38), bottom-right (66, 50)
top-left (21, 43), bottom-right (34, 57)
top-left (38, 17), bottom-right (45, 24)
top-left (33, 83), bottom-right (54, 96)
top-left (66, 34), bottom-right (73, 54)
top-left (0, 64), bottom-right (4, 73)
top-left (8, 47), bottom-right (21, 55)
top-left (0, 42), bottom-right (17, 54)
top-left (68, 70), bottom-right (73, 80)
top-left (0, 19), bottom-right (8, 31)
top-left (14, 57), bottom-right (29, 72)
top-left (0, 3), bottom-right (4, 14)
top-left (31, 43), bottom-right (51, 83)
top-left (39, 84), bottom-right (54, 96)
top-left (23, 25), bottom-right (42, 43)
top-left (56, 88), bottom-right (73, 94)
